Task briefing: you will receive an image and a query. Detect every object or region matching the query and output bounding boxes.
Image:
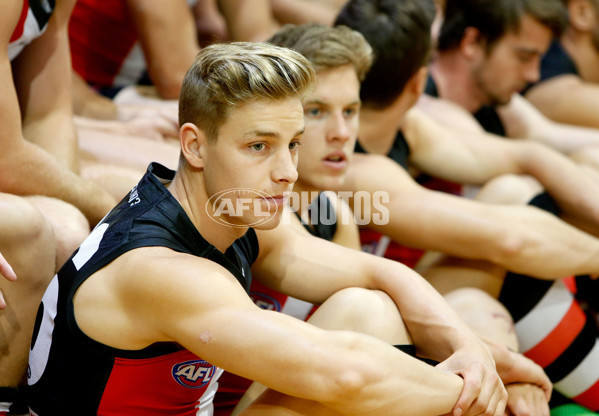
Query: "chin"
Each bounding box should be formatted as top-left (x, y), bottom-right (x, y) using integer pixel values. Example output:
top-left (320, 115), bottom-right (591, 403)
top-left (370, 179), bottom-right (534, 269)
top-left (250, 219), bottom-right (282, 231)
top-left (322, 177), bottom-right (345, 192)
top-left (247, 212), bottom-right (284, 231)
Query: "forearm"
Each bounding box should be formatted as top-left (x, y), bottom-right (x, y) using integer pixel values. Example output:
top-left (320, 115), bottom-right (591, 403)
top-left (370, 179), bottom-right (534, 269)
top-left (209, 310), bottom-right (463, 416)
top-left (0, 140), bottom-right (116, 225)
top-left (535, 120), bottom-right (599, 153)
top-left (128, 0), bottom-right (199, 99)
top-left (519, 141), bottom-right (599, 228)
top-left (72, 72), bottom-right (118, 120)
top-left (22, 110), bottom-right (80, 172)
top-left (378, 189), bottom-right (599, 278)
top-left (219, 0), bottom-right (279, 41)
top-left (270, 0), bottom-right (338, 25)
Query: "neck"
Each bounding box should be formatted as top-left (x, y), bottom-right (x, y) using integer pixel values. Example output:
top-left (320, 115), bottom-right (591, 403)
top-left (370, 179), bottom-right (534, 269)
top-left (561, 34), bottom-right (599, 83)
top-left (358, 98), bottom-right (410, 155)
top-left (168, 169), bottom-right (247, 253)
top-left (291, 180), bottom-right (321, 218)
top-left (429, 54), bottom-right (485, 113)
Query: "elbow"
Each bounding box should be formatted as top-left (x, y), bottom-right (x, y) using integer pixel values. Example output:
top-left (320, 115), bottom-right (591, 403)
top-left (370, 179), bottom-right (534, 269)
top-left (155, 80), bottom-right (182, 101)
top-left (489, 230), bottom-right (527, 269)
top-left (319, 367), bottom-right (371, 404)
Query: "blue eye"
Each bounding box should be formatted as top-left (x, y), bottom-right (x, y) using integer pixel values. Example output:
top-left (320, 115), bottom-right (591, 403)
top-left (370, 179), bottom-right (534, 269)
top-left (249, 143), bottom-right (266, 151)
top-left (306, 108), bottom-right (322, 117)
top-left (343, 108), bottom-right (356, 117)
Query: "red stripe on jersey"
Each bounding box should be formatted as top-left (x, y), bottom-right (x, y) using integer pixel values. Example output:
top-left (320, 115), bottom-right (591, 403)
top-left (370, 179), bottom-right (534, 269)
top-left (523, 300), bottom-right (585, 367)
top-left (10, 0), bottom-right (29, 42)
top-left (563, 275), bottom-right (577, 295)
top-left (572, 378), bottom-right (599, 411)
top-left (360, 228), bottom-right (425, 269)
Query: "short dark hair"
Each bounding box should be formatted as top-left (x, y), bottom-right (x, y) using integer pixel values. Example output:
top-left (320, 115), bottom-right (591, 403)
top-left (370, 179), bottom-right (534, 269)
top-left (335, 0), bottom-right (436, 109)
top-left (438, 0), bottom-right (568, 52)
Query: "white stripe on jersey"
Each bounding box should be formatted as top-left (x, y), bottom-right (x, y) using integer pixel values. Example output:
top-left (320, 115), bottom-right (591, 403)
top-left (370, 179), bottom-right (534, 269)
top-left (554, 340), bottom-right (599, 397)
top-left (515, 280), bottom-right (573, 352)
top-left (281, 297), bottom-right (314, 321)
top-left (72, 223), bottom-right (109, 270)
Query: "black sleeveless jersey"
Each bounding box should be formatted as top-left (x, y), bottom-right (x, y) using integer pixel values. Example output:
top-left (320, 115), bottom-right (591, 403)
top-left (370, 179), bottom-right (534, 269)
top-left (355, 133), bottom-right (411, 171)
top-left (294, 192), bottom-right (337, 241)
top-left (26, 162), bottom-right (258, 415)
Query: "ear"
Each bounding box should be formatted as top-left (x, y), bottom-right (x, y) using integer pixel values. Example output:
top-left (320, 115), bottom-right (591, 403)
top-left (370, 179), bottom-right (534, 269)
top-left (569, 0), bottom-right (596, 32)
top-left (409, 66), bottom-right (429, 97)
top-left (180, 122), bottom-right (207, 169)
top-left (460, 26), bottom-right (484, 59)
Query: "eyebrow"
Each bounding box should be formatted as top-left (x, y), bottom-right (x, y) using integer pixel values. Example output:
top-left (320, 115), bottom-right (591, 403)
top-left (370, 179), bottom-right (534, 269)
top-left (243, 128), bottom-right (305, 139)
top-left (303, 99), bottom-right (361, 107)
top-left (513, 46), bottom-right (542, 55)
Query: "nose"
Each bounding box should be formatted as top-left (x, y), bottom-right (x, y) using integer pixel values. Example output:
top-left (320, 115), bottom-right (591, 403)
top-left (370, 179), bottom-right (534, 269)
top-left (272, 148), bottom-right (298, 184)
top-left (523, 58), bottom-right (541, 84)
top-left (327, 112), bottom-right (351, 144)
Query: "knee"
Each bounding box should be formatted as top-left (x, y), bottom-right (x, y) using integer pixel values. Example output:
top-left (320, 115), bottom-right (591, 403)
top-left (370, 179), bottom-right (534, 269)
top-left (445, 288), bottom-right (517, 351)
top-left (25, 196), bottom-right (90, 269)
top-left (0, 195), bottom-right (56, 290)
top-left (310, 288), bottom-right (412, 345)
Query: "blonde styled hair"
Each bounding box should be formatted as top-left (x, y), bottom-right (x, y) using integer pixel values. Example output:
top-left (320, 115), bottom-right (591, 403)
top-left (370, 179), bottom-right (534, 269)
top-left (179, 42), bottom-right (316, 141)
top-left (268, 24), bottom-right (373, 82)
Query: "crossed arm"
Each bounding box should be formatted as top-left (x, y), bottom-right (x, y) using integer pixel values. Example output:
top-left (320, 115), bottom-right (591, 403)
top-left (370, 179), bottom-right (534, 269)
top-left (340, 152), bottom-right (599, 279)
top-left (524, 74), bottom-right (599, 130)
top-left (90, 244), bottom-right (470, 416)
top-left (404, 106), bottom-right (599, 232)
top-left (250, 218), bottom-right (509, 415)
top-left (498, 93), bottom-right (599, 153)
top-left (1, 0), bottom-right (116, 225)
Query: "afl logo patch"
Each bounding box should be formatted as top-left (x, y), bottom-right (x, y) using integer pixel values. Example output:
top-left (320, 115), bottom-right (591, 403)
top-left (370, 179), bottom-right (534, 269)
top-left (172, 360), bottom-right (215, 389)
top-left (250, 292), bottom-right (282, 311)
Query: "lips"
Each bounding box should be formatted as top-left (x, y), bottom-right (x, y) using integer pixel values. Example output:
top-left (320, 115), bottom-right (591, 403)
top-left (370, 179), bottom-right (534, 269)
top-left (323, 151), bottom-right (347, 170)
top-left (260, 194), bottom-right (287, 207)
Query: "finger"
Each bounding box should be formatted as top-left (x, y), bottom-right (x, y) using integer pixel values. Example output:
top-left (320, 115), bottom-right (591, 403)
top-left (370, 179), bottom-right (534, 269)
top-left (0, 252), bottom-right (17, 281)
top-left (512, 395), bottom-right (532, 416)
top-left (467, 371), bottom-right (504, 416)
top-left (490, 384), bottom-right (508, 416)
top-left (155, 122), bottom-right (180, 139)
top-left (453, 369), bottom-right (483, 416)
top-left (534, 388), bottom-right (550, 416)
top-left (0, 291), bottom-right (6, 310)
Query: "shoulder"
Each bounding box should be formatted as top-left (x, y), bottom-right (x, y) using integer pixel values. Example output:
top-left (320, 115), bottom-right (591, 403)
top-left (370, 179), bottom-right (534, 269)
top-left (415, 96), bottom-right (484, 134)
top-left (101, 246), bottom-right (245, 309)
top-left (75, 245), bottom-right (255, 349)
top-left (345, 153), bottom-right (412, 187)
